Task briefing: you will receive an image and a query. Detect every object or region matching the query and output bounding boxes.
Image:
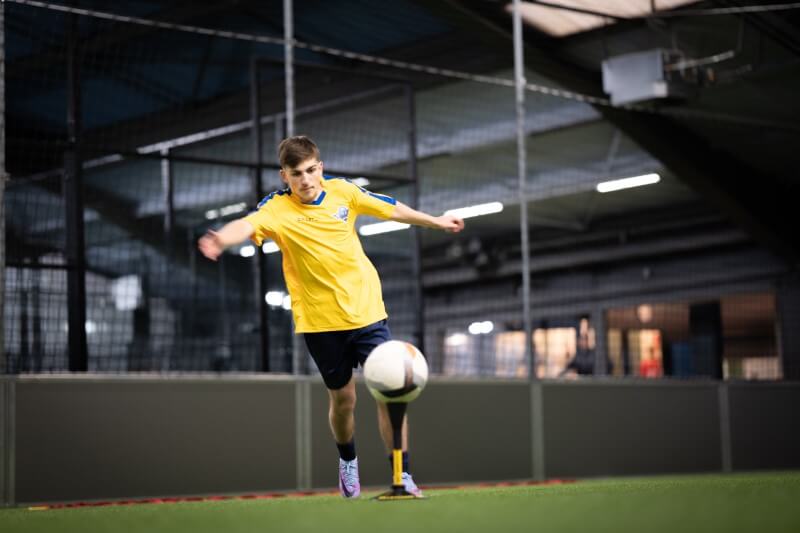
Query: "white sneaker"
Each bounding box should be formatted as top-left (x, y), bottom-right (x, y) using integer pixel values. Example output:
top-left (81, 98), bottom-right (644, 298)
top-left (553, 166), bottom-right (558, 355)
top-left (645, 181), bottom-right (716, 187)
top-left (402, 472), bottom-right (423, 497)
top-left (338, 458), bottom-right (361, 498)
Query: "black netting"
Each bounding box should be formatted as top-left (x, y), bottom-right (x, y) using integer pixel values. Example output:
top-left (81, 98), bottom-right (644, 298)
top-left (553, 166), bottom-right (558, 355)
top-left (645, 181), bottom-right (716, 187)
top-left (2, 1), bottom-right (791, 380)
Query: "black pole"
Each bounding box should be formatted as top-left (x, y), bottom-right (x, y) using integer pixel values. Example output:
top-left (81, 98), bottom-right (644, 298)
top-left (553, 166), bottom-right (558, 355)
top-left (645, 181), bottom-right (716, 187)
top-left (689, 301), bottom-right (724, 379)
top-left (406, 85), bottom-right (425, 355)
top-left (64, 15), bottom-right (88, 371)
top-left (216, 228), bottom-right (231, 372)
top-left (0, 1), bottom-right (7, 375)
top-left (19, 272), bottom-right (29, 371)
top-left (387, 402), bottom-right (406, 452)
top-left (375, 401), bottom-right (423, 500)
top-left (250, 57), bottom-right (270, 372)
top-left (32, 269), bottom-right (43, 372)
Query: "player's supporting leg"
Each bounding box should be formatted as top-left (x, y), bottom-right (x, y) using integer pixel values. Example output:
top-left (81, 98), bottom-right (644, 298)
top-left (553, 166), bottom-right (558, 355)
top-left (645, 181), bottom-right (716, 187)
top-left (329, 377), bottom-right (360, 498)
top-left (376, 401), bottom-right (422, 496)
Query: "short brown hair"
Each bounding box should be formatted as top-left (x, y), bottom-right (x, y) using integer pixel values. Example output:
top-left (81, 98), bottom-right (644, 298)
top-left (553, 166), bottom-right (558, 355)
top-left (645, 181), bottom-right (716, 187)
top-left (278, 135), bottom-right (320, 168)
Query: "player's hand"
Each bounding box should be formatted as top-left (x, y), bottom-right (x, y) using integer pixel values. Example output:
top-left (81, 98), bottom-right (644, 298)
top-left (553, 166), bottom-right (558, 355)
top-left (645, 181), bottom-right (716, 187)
top-left (198, 230), bottom-right (224, 261)
top-left (437, 215), bottom-right (464, 233)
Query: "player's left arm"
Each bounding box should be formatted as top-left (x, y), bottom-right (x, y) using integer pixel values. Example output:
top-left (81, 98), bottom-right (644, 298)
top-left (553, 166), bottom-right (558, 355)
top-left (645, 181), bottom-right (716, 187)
top-left (390, 202), bottom-right (464, 233)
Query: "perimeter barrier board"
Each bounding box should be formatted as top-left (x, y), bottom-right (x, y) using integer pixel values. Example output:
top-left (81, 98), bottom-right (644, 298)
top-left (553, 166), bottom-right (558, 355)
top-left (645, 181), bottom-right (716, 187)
top-left (727, 382), bottom-right (800, 471)
top-left (310, 379), bottom-right (532, 488)
top-left (542, 381), bottom-right (723, 478)
top-left (1, 380), bottom-right (9, 507)
top-left (7, 377), bottom-right (800, 504)
top-left (13, 376), bottom-right (297, 504)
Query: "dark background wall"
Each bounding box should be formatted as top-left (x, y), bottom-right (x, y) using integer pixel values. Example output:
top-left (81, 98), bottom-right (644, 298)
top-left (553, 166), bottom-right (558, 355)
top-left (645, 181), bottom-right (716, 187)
top-left (12, 377), bottom-right (297, 503)
top-left (309, 380), bottom-right (532, 488)
top-left (1, 380), bottom-right (9, 507)
top-left (542, 382), bottom-right (722, 478)
top-left (2, 376), bottom-right (798, 505)
top-left (728, 383), bottom-right (800, 471)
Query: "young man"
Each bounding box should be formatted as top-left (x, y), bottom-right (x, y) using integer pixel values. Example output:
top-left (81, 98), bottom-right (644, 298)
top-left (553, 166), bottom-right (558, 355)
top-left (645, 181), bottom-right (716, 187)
top-left (198, 135), bottom-right (464, 498)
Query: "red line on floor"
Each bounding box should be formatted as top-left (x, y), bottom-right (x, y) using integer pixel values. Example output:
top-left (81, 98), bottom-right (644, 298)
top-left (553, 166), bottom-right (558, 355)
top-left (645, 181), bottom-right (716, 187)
top-left (27, 479), bottom-right (576, 511)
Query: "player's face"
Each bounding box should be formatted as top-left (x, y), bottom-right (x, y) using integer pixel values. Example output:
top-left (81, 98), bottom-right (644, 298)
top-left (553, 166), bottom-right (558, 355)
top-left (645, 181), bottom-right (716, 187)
top-left (281, 157), bottom-right (324, 204)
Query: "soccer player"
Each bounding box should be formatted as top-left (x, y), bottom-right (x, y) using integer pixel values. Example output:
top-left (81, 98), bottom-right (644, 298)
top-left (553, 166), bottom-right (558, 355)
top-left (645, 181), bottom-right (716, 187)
top-left (198, 135), bottom-right (464, 498)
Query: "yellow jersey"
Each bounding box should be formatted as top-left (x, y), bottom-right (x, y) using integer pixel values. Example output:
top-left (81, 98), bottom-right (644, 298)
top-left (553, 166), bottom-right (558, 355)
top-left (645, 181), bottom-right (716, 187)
top-left (244, 177), bottom-right (397, 333)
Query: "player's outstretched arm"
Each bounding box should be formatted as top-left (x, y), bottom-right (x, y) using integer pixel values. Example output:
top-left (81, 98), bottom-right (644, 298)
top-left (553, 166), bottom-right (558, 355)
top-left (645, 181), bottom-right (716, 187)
top-left (198, 219), bottom-right (255, 261)
top-left (390, 202), bottom-right (464, 233)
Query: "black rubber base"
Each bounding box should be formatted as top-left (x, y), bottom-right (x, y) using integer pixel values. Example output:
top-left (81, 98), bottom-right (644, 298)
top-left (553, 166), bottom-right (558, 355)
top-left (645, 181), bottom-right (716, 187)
top-left (374, 485), bottom-right (425, 501)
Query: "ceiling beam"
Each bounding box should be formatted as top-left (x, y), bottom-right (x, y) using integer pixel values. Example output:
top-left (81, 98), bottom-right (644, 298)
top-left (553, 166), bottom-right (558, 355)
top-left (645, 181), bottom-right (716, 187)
top-left (415, 0), bottom-right (798, 264)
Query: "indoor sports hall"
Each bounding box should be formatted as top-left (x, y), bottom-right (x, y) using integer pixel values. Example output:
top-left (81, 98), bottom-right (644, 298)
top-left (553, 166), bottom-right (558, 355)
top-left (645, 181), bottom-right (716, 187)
top-left (1, 1), bottom-right (799, 532)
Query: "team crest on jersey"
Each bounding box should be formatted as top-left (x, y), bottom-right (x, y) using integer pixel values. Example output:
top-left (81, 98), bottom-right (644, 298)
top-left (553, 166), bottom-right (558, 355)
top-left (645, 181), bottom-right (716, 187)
top-left (332, 206), bottom-right (349, 222)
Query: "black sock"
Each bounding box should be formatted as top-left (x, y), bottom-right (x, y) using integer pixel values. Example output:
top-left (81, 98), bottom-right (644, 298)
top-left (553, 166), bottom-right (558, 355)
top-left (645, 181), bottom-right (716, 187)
top-left (388, 451), bottom-right (410, 473)
top-left (336, 439), bottom-right (356, 462)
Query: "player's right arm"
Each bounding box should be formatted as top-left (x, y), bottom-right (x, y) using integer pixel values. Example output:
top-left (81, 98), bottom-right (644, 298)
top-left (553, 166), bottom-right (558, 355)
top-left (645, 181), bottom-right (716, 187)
top-left (198, 219), bottom-right (255, 261)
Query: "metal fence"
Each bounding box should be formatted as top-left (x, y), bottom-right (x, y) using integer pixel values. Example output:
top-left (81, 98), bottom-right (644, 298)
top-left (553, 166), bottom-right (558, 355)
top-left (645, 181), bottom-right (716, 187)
top-left (2, 0), bottom-right (796, 380)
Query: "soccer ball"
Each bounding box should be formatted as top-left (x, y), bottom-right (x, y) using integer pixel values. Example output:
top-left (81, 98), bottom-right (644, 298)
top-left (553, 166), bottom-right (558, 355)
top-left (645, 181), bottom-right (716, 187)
top-left (364, 340), bottom-right (429, 403)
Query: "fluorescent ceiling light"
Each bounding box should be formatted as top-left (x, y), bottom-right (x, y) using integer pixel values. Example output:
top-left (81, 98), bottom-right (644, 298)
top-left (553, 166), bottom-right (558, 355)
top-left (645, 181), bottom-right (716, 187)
top-left (205, 201), bottom-right (247, 220)
top-left (468, 321), bottom-right (495, 335)
top-left (359, 202), bottom-right (502, 236)
top-left (110, 275), bottom-right (142, 311)
top-left (445, 202), bottom-right (503, 219)
top-left (596, 173), bottom-right (660, 193)
top-left (352, 177), bottom-right (370, 187)
top-left (359, 221), bottom-right (410, 236)
top-left (262, 241), bottom-right (280, 254)
top-left (445, 333), bottom-right (469, 347)
top-left (509, 1), bottom-right (699, 37)
top-left (265, 291), bottom-right (285, 307)
top-left (239, 245), bottom-right (256, 258)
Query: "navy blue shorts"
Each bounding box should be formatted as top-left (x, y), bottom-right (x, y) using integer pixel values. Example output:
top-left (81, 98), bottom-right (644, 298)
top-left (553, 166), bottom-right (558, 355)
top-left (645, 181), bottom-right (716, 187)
top-left (304, 319), bottom-right (392, 390)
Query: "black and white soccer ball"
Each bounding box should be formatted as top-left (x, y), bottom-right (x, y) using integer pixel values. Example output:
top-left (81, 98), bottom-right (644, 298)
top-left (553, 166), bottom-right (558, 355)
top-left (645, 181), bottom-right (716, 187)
top-left (364, 340), bottom-right (429, 403)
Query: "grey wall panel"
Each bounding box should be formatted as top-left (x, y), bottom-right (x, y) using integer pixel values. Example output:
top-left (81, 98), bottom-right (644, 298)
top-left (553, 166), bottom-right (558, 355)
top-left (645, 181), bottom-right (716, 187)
top-left (543, 382), bottom-right (722, 478)
top-left (14, 377), bottom-right (297, 504)
top-left (12, 375), bottom-right (798, 503)
top-left (310, 379), bottom-right (532, 489)
top-left (413, 381), bottom-right (532, 483)
top-left (0, 380), bottom-right (8, 507)
top-left (728, 383), bottom-right (800, 470)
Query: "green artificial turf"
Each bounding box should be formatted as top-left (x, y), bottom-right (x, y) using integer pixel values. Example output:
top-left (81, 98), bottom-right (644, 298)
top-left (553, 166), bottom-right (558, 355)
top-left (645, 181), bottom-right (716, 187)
top-left (2, 472), bottom-right (799, 533)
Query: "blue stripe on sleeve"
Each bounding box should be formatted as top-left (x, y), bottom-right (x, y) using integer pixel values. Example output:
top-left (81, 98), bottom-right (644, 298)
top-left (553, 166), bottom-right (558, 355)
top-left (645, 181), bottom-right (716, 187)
top-left (257, 188), bottom-right (289, 208)
top-left (368, 192), bottom-right (397, 205)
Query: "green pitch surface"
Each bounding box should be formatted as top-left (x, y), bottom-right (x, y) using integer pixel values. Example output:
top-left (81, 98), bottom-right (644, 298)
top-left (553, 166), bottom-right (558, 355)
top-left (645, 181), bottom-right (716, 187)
top-left (3, 472), bottom-right (799, 533)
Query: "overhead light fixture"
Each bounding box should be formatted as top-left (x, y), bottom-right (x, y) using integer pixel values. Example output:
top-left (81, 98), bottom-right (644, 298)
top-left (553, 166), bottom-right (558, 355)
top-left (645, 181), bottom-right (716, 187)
top-left (509, 1), bottom-right (700, 38)
top-left (110, 275), bottom-right (142, 311)
top-left (265, 291), bottom-right (285, 307)
top-left (358, 221), bottom-right (411, 236)
top-left (445, 333), bottom-right (469, 347)
top-left (205, 201), bottom-right (248, 220)
top-left (262, 241), bottom-right (280, 254)
top-left (239, 245), bottom-right (256, 258)
top-left (596, 173), bottom-right (660, 193)
top-left (468, 321), bottom-right (495, 335)
top-left (352, 177), bottom-right (370, 187)
top-left (445, 201), bottom-right (503, 219)
top-left (359, 201), bottom-right (503, 236)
